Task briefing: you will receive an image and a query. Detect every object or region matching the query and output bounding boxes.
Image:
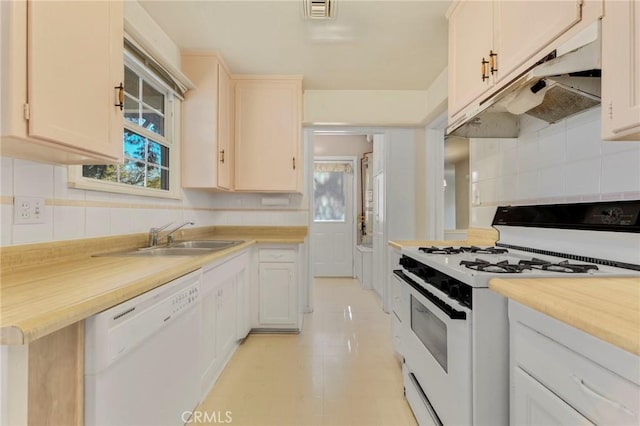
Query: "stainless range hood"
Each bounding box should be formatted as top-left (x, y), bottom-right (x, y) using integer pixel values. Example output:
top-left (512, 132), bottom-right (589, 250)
top-left (448, 22), bottom-right (601, 138)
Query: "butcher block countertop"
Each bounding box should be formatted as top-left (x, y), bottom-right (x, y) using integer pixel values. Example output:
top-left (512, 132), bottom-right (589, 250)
top-left (490, 277), bottom-right (640, 356)
top-left (0, 226), bottom-right (307, 345)
top-left (389, 227), bottom-right (499, 250)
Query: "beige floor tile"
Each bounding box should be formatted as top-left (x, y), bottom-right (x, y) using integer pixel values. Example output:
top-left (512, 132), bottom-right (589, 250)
top-left (200, 278), bottom-right (415, 426)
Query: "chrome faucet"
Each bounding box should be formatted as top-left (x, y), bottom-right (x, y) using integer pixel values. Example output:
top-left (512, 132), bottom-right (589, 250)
top-left (165, 221), bottom-right (195, 244)
top-left (148, 222), bottom-right (173, 247)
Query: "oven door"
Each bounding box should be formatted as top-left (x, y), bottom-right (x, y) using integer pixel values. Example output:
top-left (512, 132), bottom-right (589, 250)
top-left (394, 270), bottom-right (472, 426)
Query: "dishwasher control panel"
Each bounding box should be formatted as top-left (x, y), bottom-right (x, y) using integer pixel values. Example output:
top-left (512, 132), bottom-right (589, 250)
top-left (171, 285), bottom-right (199, 315)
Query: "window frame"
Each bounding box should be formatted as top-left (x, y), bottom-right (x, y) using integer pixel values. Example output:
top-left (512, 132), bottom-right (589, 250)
top-left (68, 50), bottom-right (181, 199)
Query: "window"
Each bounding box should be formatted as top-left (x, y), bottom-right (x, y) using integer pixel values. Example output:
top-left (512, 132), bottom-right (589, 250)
top-left (313, 162), bottom-right (353, 222)
top-left (69, 51), bottom-right (180, 199)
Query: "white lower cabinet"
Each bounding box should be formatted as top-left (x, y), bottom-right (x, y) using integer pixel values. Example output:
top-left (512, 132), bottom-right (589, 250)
top-left (252, 245), bottom-right (302, 331)
top-left (513, 367), bottom-right (593, 425)
top-left (200, 250), bottom-right (249, 397)
top-left (509, 301), bottom-right (640, 426)
top-left (259, 262), bottom-right (296, 325)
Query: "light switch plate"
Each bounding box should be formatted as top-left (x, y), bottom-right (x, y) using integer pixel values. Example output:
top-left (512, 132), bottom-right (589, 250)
top-left (14, 196), bottom-right (46, 224)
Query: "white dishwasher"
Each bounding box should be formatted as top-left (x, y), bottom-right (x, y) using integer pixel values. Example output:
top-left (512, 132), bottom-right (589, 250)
top-left (85, 270), bottom-right (202, 426)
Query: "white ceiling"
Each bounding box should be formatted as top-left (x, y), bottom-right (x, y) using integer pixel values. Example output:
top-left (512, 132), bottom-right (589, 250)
top-left (138, 0), bottom-right (451, 90)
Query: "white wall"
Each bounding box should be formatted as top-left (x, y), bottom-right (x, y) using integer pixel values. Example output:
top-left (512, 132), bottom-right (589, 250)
top-left (469, 108), bottom-right (640, 227)
top-left (444, 166), bottom-right (456, 229)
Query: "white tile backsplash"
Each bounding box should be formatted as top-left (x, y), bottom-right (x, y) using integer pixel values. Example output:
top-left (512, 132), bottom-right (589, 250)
top-left (470, 107), bottom-right (640, 227)
top-left (538, 124), bottom-right (566, 167)
top-left (564, 158), bottom-right (601, 196)
top-left (601, 150), bottom-right (640, 193)
top-left (1, 204), bottom-right (13, 245)
top-left (13, 159), bottom-right (54, 198)
top-left (538, 166), bottom-right (564, 198)
top-left (1, 157), bottom-right (13, 197)
top-left (53, 206), bottom-right (85, 241)
top-left (566, 109), bottom-right (601, 161)
top-left (85, 207), bottom-right (111, 238)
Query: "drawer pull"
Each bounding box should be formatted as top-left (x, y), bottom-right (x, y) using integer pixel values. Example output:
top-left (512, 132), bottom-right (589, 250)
top-left (571, 375), bottom-right (635, 416)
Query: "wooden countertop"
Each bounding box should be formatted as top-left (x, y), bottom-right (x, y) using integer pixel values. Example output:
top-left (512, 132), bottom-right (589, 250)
top-left (0, 226), bottom-right (307, 345)
top-left (490, 277), bottom-right (640, 356)
top-left (389, 228), bottom-right (499, 250)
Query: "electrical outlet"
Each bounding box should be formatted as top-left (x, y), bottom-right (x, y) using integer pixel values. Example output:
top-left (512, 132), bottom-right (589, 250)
top-left (14, 196), bottom-right (46, 225)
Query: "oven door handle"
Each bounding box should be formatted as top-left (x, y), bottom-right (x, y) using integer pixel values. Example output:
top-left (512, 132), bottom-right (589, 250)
top-left (393, 270), bottom-right (467, 320)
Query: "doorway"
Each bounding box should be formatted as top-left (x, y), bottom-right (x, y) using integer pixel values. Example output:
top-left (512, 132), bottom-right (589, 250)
top-left (311, 157), bottom-right (356, 277)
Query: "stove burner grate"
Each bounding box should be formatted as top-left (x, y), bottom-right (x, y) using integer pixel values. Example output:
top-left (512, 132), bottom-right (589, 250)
top-left (518, 258), bottom-right (599, 273)
top-left (460, 259), bottom-right (530, 273)
top-left (460, 246), bottom-right (509, 254)
top-left (419, 246), bottom-right (463, 255)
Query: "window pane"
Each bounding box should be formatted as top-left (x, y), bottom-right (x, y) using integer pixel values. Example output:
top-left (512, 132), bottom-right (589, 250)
top-left (141, 111), bottom-right (164, 136)
top-left (82, 165), bottom-right (117, 182)
top-left (314, 171), bottom-right (346, 222)
top-left (124, 95), bottom-right (140, 126)
top-left (120, 159), bottom-right (146, 186)
top-left (147, 141), bottom-right (169, 167)
top-left (142, 81), bottom-right (164, 112)
top-left (147, 165), bottom-right (161, 189)
top-left (124, 66), bottom-right (139, 97)
top-left (124, 130), bottom-right (146, 161)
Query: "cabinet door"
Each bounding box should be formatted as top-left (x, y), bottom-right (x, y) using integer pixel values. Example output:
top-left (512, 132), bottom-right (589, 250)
top-left (258, 262), bottom-right (296, 325)
top-left (216, 276), bottom-right (237, 361)
top-left (448, 0), bottom-right (494, 121)
top-left (217, 63), bottom-right (234, 189)
top-left (200, 289), bottom-right (218, 393)
top-left (602, 0), bottom-right (640, 140)
top-left (27, 0), bottom-right (123, 161)
top-left (234, 78), bottom-right (301, 191)
top-left (494, 0), bottom-right (582, 82)
top-left (513, 367), bottom-right (594, 426)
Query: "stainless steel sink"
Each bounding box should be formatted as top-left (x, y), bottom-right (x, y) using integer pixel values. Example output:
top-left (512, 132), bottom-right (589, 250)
top-left (170, 240), bottom-right (243, 249)
top-left (94, 240), bottom-right (243, 257)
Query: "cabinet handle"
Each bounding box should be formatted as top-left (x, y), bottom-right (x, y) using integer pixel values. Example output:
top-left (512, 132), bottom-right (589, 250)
top-left (489, 50), bottom-right (498, 75)
top-left (481, 58), bottom-right (489, 82)
top-left (571, 375), bottom-right (635, 416)
top-left (114, 83), bottom-right (124, 110)
top-left (220, 149), bottom-right (225, 164)
top-left (293, 157), bottom-right (296, 170)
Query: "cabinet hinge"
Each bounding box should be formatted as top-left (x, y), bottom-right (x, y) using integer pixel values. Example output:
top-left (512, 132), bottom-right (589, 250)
top-left (23, 103), bottom-right (30, 120)
top-left (608, 102), bottom-right (614, 119)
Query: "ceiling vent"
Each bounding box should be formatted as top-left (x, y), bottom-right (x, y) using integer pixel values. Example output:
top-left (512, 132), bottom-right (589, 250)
top-left (303, 0), bottom-right (335, 19)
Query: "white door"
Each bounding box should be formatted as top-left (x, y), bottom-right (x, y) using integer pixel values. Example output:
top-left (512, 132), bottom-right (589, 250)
top-left (312, 160), bottom-right (355, 277)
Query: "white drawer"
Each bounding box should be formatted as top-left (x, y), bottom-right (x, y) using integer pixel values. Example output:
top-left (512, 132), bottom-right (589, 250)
top-left (513, 320), bottom-right (640, 425)
top-left (259, 248), bottom-right (296, 263)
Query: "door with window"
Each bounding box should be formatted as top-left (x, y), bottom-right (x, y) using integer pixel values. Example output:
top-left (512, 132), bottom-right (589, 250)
top-left (312, 160), bottom-right (355, 277)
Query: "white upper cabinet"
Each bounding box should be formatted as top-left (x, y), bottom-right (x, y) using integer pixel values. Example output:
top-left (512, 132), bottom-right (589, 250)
top-left (447, 0), bottom-right (494, 120)
top-left (181, 52), bottom-right (234, 190)
top-left (234, 76), bottom-right (302, 192)
top-left (1, 0), bottom-right (124, 164)
top-left (493, 1), bottom-right (582, 84)
top-left (601, 0), bottom-right (640, 140)
top-left (447, 0), bottom-right (600, 126)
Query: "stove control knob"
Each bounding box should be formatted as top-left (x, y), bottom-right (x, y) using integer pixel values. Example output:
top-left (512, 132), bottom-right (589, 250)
top-left (449, 283), bottom-right (461, 298)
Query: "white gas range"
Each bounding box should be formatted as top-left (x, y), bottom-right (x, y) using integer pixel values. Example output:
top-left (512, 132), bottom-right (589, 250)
top-left (394, 200), bottom-right (640, 426)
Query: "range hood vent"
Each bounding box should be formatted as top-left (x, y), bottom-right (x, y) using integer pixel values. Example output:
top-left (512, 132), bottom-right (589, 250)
top-left (303, 0), bottom-right (335, 19)
top-left (448, 22), bottom-right (602, 138)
